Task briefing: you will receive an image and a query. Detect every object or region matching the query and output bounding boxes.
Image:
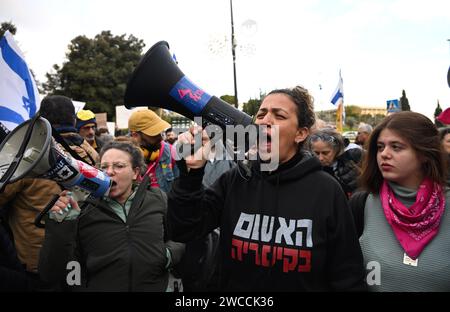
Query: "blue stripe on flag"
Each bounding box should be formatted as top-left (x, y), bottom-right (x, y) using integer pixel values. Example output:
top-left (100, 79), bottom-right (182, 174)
top-left (0, 106), bottom-right (25, 124)
top-left (331, 90), bottom-right (343, 105)
top-left (0, 35), bottom-right (37, 118)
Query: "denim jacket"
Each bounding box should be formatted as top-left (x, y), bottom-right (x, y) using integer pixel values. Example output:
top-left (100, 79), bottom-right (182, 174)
top-left (148, 141), bottom-right (179, 193)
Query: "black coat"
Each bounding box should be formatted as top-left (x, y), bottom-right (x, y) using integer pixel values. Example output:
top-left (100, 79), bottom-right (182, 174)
top-left (323, 152), bottom-right (360, 197)
top-left (168, 151), bottom-right (366, 291)
top-left (39, 182), bottom-right (184, 291)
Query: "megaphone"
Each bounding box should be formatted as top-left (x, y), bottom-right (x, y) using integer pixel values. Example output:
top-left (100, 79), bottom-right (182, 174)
top-left (447, 65), bottom-right (450, 88)
top-left (0, 116), bottom-right (110, 198)
top-left (124, 41), bottom-right (252, 129)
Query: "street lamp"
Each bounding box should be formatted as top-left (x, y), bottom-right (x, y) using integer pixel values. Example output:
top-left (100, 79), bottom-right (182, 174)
top-left (230, 0), bottom-right (239, 108)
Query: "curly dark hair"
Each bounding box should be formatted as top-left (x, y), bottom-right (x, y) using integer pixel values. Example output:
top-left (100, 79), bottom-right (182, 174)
top-left (267, 86), bottom-right (315, 130)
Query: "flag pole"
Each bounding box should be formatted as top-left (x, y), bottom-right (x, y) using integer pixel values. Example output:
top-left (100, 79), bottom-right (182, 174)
top-left (330, 69), bottom-right (344, 133)
top-left (336, 103), bottom-right (342, 133)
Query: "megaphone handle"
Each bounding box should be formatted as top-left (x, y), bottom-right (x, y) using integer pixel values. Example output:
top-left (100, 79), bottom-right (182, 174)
top-left (70, 187), bottom-right (90, 203)
top-left (34, 194), bottom-right (60, 229)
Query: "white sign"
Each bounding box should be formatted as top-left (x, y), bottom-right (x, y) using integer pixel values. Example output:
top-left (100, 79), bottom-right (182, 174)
top-left (107, 122), bottom-right (115, 136)
top-left (115, 105), bottom-right (142, 129)
top-left (72, 100), bottom-right (85, 113)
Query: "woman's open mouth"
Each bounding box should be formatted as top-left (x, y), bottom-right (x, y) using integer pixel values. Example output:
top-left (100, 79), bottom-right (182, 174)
top-left (110, 181), bottom-right (118, 190)
top-left (260, 134), bottom-right (272, 150)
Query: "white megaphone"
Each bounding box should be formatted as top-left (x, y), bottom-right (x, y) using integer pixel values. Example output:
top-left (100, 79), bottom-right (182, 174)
top-left (0, 116), bottom-right (111, 199)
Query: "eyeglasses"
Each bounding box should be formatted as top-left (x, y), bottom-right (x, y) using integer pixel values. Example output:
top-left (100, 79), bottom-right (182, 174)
top-left (99, 162), bottom-right (129, 172)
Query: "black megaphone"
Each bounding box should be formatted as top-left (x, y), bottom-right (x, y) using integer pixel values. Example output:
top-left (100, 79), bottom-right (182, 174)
top-left (124, 41), bottom-right (252, 129)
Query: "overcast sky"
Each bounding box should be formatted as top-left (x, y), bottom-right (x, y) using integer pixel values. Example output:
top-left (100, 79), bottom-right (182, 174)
top-left (1, 0), bottom-right (449, 120)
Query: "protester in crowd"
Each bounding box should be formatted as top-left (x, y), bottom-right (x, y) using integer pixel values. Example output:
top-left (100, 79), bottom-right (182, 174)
top-left (437, 107), bottom-right (450, 125)
top-left (439, 127), bottom-right (450, 186)
top-left (0, 95), bottom-right (97, 291)
top-left (168, 86), bottom-right (366, 291)
top-left (76, 109), bottom-right (106, 153)
top-left (355, 123), bottom-right (373, 148)
top-left (202, 141), bottom-right (237, 189)
top-left (42, 98), bottom-right (98, 166)
top-left (0, 218), bottom-right (32, 291)
top-left (174, 140), bottom-right (235, 292)
top-left (350, 111), bottom-right (450, 291)
top-left (129, 109), bottom-right (179, 193)
top-left (310, 118), bottom-right (327, 132)
top-left (439, 127), bottom-right (450, 155)
top-left (343, 137), bottom-right (363, 165)
top-left (114, 135), bottom-right (135, 143)
top-left (165, 127), bottom-right (178, 145)
top-left (0, 177), bottom-right (61, 291)
top-left (307, 129), bottom-right (360, 197)
top-left (39, 141), bottom-right (185, 291)
top-left (97, 127), bottom-right (114, 144)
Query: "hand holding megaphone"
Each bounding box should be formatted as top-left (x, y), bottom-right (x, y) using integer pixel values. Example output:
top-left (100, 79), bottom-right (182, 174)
top-left (47, 190), bottom-right (81, 222)
top-left (175, 125), bottom-right (212, 169)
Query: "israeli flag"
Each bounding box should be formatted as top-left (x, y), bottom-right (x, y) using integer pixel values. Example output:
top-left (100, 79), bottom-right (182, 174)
top-left (330, 70), bottom-right (344, 106)
top-left (330, 70), bottom-right (345, 122)
top-left (0, 31), bottom-right (40, 131)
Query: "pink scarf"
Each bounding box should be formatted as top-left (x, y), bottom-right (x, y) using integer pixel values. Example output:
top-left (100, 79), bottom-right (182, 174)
top-left (380, 178), bottom-right (445, 260)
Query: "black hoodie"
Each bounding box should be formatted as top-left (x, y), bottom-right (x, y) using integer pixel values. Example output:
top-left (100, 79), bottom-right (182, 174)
top-left (168, 151), bottom-right (366, 291)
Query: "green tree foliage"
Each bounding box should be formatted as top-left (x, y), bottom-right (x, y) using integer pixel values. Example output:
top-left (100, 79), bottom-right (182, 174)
top-left (345, 116), bottom-right (356, 129)
top-left (373, 114), bottom-right (386, 127)
top-left (220, 95), bottom-right (237, 106)
top-left (400, 89), bottom-right (411, 111)
top-left (42, 31), bottom-right (145, 120)
top-left (345, 105), bottom-right (362, 119)
top-left (360, 114), bottom-right (384, 128)
top-left (434, 100), bottom-right (443, 127)
top-left (242, 91), bottom-right (265, 118)
top-left (242, 98), bottom-right (262, 118)
top-left (0, 21), bottom-right (17, 37)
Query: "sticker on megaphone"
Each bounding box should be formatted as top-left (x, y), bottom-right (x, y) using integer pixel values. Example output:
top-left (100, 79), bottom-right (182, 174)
top-left (43, 148), bottom-right (110, 198)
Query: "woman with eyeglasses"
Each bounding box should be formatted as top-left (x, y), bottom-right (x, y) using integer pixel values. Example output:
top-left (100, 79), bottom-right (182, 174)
top-left (350, 112), bottom-right (450, 291)
top-left (307, 129), bottom-right (360, 198)
top-left (168, 86), bottom-right (366, 291)
top-left (38, 141), bottom-right (184, 291)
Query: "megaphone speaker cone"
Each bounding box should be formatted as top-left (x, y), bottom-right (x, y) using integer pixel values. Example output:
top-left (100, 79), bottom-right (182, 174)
top-left (0, 117), bottom-right (52, 182)
top-left (124, 41), bottom-right (194, 117)
top-left (447, 65), bottom-right (450, 88)
top-left (124, 40), bottom-right (252, 129)
top-left (0, 117), bottom-right (110, 198)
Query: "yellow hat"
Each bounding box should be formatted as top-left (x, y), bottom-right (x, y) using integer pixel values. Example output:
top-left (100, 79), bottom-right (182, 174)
top-left (128, 109), bottom-right (170, 137)
top-left (76, 109), bottom-right (97, 131)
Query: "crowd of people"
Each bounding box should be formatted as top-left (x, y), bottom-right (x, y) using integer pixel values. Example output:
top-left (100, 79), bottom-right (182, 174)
top-left (1, 90), bottom-right (450, 292)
